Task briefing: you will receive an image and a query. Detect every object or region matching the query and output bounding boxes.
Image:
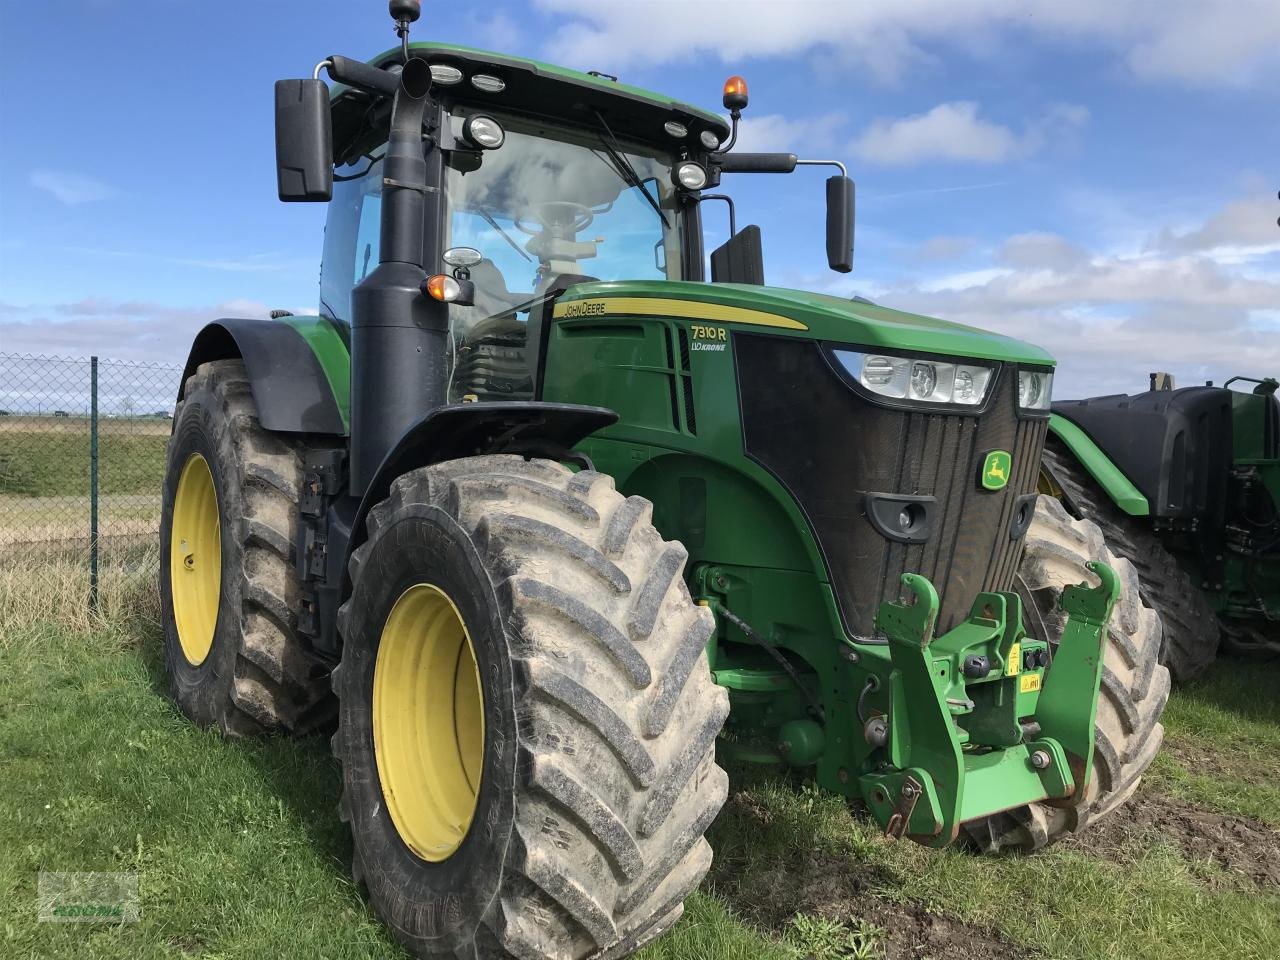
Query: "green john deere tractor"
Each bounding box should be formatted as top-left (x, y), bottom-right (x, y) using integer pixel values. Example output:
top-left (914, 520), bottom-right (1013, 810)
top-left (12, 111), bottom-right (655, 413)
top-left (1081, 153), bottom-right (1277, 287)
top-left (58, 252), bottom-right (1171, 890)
top-left (1043, 372), bottom-right (1280, 679)
top-left (159, 3), bottom-right (1168, 958)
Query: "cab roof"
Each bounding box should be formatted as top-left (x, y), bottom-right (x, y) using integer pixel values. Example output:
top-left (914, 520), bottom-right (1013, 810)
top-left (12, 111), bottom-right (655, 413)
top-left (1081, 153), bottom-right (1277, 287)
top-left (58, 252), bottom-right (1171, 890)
top-left (330, 40), bottom-right (729, 165)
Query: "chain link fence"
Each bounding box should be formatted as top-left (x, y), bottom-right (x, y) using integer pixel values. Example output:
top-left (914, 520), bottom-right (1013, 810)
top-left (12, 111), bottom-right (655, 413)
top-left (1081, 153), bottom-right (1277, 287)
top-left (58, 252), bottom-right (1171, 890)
top-left (0, 353), bottom-right (182, 609)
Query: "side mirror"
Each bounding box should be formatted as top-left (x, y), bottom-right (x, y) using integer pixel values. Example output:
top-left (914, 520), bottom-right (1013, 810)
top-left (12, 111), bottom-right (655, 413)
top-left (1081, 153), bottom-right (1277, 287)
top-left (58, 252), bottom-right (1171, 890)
top-left (826, 176), bottom-right (854, 273)
top-left (275, 79), bottom-right (333, 202)
top-left (710, 225), bottom-right (765, 285)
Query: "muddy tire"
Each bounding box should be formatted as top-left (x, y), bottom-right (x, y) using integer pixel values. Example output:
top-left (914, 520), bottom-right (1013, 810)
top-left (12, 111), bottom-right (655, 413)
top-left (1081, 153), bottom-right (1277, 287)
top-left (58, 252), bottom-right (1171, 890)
top-left (160, 359), bottom-right (336, 737)
top-left (332, 455), bottom-right (729, 960)
top-left (966, 497), bottom-right (1170, 853)
top-left (1040, 435), bottom-right (1219, 681)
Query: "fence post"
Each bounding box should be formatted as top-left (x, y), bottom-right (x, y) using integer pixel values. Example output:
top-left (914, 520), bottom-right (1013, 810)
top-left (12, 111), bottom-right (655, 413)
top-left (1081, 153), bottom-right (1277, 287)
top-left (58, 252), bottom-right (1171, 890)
top-left (90, 356), bottom-right (99, 613)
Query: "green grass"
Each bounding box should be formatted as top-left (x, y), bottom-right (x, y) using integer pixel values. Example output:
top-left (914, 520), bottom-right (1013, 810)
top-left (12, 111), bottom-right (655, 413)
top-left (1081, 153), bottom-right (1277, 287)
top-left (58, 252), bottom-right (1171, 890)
top-left (2, 573), bottom-right (1278, 960)
top-left (1146, 657), bottom-right (1280, 825)
top-left (0, 430), bottom-right (167, 497)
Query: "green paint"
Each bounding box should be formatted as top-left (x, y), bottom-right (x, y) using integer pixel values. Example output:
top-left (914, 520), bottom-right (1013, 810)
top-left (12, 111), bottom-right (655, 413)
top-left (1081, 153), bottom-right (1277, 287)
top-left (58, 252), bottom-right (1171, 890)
top-left (981, 450), bottom-right (1012, 491)
top-left (536, 296), bottom-right (1120, 842)
top-left (359, 41), bottom-right (729, 136)
top-left (279, 314), bottom-right (352, 434)
top-left (1035, 560), bottom-right (1120, 771)
top-left (558, 280), bottom-right (1057, 365)
top-left (852, 576), bottom-right (1106, 844)
top-left (1047, 414), bottom-right (1150, 515)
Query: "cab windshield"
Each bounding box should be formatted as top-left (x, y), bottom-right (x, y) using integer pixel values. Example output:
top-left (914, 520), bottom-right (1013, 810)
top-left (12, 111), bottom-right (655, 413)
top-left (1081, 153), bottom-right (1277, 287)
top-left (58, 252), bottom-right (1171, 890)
top-left (443, 109), bottom-right (682, 400)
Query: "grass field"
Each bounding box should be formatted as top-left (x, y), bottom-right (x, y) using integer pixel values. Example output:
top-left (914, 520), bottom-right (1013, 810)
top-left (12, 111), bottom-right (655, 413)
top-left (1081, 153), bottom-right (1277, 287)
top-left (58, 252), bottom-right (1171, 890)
top-left (1, 560), bottom-right (1277, 960)
top-left (0, 419), bottom-right (168, 546)
top-left (0, 420), bottom-right (169, 498)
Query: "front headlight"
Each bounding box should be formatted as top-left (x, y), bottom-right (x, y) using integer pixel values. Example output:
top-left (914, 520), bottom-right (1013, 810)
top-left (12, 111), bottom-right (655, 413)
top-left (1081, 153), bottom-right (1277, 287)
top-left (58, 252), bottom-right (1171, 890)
top-left (1017, 370), bottom-right (1054, 410)
top-left (834, 351), bottom-right (994, 406)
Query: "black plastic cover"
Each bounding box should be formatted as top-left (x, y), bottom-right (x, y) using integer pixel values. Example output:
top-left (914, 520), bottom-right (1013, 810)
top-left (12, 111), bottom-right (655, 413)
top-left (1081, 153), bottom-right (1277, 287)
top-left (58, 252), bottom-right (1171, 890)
top-left (826, 176), bottom-right (855, 273)
top-left (275, 79), bottom-right (334, 202)
top-left (179, 319), bottom-right (347, 435)
top-left (717, 152), bottom-right (799, 173)
top-left (710, 225), bottom-right (765, 285)
top-left (325, 55), bottom-right (402, 97)
top-left (1052, 387), bottom-right (1233, 519)
top-left (736, 334), bottom-right (1047, 637)
top-left (341, 401), bottom-right (619, 600)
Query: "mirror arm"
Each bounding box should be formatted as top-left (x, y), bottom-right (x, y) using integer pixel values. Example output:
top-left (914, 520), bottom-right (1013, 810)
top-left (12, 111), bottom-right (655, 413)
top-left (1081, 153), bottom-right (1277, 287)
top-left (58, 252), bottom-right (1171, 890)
top-left (795, 158), bottom-right (849, 177)
top-left (699, 194), bottom-right (737, 238)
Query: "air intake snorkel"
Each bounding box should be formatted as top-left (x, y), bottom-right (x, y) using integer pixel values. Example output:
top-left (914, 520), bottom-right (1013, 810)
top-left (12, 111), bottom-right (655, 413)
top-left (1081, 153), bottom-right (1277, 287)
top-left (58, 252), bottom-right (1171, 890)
top-left (348, 7), bottom-right (450, 494)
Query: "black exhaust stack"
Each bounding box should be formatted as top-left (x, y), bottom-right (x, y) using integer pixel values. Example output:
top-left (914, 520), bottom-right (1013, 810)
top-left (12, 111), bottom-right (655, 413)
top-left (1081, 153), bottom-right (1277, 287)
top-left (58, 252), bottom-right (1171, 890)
top-left (349, 54), bottom-right (448, 495)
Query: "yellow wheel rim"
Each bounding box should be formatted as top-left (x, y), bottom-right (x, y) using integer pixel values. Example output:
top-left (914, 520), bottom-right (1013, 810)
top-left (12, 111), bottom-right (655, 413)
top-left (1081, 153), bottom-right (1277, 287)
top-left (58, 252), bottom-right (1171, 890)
top-left (374, 583), bottom-right (485, 862)
top-left (1038, 466), bottom-right (1064, 499)
top-left (170, 452), bottom-right (222, 666)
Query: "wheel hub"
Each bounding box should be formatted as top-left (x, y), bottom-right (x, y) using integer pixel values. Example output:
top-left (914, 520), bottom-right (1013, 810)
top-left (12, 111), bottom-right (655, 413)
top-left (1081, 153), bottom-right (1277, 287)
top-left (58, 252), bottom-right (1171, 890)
top-left (373, 583), bottom-right (485, 862)
top-left (170, 452), bottom-right (221, 665)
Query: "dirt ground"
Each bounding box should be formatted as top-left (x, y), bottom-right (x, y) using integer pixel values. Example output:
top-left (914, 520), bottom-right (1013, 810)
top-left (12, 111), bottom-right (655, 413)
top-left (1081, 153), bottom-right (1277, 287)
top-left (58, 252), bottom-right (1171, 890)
top-left (1069, 788), bottom-right (1280, 889)
top-left (716, 791), bottom-right (1032, 960)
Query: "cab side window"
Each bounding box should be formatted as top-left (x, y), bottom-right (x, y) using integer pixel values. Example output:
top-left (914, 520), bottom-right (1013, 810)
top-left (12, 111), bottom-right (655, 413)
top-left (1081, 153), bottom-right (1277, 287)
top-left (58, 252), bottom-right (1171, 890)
top-left (319, 151), bottom-right (384, 325)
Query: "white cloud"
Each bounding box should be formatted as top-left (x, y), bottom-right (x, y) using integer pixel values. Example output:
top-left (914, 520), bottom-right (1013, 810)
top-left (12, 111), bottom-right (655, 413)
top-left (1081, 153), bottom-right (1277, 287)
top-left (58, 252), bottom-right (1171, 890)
top-left (1149, 194), bottom-right (1280, 260)
top-left (29, 170), bottom-right (116, 206)
top-left (534, 1), bottom-right (1280, 87)
top-left (851, 101), bottom-right (1087, 166)
top-left (873, 194), bottom-right (1280, 397)
top-left (0, 299), bottom-right (273, 364)
top-left (731, 112), bottom-right (847, 153)
top-left (914, 235), bottom-right (980, 261)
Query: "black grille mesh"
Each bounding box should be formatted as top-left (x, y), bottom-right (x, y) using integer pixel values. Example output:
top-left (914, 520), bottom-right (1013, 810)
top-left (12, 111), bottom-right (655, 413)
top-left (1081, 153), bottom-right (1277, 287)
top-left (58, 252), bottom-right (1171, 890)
top-left (735, 333), bottom-right (1048, 636)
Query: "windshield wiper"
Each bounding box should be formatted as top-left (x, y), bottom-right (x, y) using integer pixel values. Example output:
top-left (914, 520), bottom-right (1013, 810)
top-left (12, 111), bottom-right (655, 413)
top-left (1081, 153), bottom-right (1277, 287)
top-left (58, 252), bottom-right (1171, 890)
top-left (477, 207), bottom-right (533, 262)
top-left (592, 109), bottom-right (670, 230)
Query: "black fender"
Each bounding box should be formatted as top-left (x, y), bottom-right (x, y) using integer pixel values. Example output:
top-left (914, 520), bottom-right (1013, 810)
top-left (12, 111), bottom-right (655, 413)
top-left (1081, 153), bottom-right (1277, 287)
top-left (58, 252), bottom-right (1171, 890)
top-left (305, 401), bottom-right (617, 656)
top-left (348, 399), bottom-right (617, 552)
top-left (1052, 386), bottom-right (1233, 519)
top-left (179, 319), bottom-right (346, 435)
top-left (336, 400), bottom-right (618, 599)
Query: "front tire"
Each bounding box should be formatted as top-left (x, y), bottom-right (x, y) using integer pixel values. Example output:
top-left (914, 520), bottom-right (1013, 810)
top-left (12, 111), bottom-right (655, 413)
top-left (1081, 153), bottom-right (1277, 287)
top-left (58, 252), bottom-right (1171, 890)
top-left (159, 359), bottom-right (335, 737)
top-left (333, 456), bottom-right (729, 960)
top-left (967, 497), bottom-right (1170, 853)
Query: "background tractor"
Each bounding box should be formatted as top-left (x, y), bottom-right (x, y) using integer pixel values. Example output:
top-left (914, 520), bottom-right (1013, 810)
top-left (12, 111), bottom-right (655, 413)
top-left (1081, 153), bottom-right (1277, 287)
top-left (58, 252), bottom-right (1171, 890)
top-left (158, 3), bottom-right (1169, 958)
top-left (1044, 372), bottom-right (1280, 679)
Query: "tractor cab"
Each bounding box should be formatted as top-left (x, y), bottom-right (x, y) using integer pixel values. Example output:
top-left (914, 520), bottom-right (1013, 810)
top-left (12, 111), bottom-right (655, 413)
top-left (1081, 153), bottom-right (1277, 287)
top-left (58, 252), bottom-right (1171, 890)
top-left (303, 42), bottom-right (852, 406)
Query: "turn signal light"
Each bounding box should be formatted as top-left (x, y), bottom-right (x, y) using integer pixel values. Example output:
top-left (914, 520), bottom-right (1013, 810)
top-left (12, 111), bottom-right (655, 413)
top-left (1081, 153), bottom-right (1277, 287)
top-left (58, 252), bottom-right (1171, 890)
top-left (424, 274), bottom-right (456, 301)
top-left (722, 75), bottom-right (749, 111)
top-left (421, 273), bottom-right (476, 306)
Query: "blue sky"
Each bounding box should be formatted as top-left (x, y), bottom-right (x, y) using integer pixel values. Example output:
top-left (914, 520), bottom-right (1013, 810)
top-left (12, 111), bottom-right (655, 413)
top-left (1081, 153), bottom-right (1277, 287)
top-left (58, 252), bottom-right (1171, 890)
top-left (1, 0), bottom-right (1277, 397)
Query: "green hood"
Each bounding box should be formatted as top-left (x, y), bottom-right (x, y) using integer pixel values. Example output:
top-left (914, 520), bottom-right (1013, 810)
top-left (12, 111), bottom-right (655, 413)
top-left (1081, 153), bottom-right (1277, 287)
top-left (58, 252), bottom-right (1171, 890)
top-left (557, 280), bottom-right (1055, 367)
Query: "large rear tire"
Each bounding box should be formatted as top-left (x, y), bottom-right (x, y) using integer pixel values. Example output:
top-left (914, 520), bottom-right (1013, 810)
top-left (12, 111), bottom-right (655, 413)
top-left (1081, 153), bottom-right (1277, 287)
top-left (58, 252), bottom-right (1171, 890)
top-left (1040, 435), bottom-right (1220, 681)
top-left (966, 497), bottom-right (1170, 853)
top-left (159, 359), bottom-right (335, 737)
top-left (333, 456), bottom-right (729, 960)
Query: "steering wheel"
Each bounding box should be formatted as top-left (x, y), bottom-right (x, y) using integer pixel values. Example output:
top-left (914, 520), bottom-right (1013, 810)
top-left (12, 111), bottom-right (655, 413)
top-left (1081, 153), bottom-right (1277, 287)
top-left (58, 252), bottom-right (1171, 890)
top-left (515, 201), bottom-right (595, 237)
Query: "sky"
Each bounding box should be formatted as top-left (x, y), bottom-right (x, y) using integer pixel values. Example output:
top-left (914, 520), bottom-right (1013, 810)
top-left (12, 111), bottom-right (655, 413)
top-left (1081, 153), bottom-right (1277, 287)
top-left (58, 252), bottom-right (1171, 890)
top-left (1, 0), bottom-right (1277, 399)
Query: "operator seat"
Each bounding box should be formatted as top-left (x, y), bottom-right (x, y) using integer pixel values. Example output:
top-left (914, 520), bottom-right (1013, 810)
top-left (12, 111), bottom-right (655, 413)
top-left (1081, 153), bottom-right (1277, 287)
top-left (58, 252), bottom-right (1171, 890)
top-left (460, 258), bottom-right (530, 333)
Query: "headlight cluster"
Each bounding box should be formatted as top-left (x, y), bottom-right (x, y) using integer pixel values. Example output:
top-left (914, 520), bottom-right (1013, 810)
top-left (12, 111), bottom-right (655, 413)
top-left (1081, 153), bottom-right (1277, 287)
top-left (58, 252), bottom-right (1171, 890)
top-left (1017, 370), bottom-right (1054, 411)
top-left (833, 351), bottom-right (994, 406)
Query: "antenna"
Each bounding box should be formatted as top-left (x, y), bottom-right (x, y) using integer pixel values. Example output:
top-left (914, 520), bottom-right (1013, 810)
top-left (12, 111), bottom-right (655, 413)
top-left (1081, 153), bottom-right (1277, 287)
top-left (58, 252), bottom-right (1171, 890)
top-left (389, 1), bottom-right (422, 62)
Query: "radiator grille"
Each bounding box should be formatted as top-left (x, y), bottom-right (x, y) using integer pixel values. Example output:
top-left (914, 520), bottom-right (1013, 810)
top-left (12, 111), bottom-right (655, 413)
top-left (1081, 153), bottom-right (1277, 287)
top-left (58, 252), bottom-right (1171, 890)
top-left (735, 333), bottom-right (1048, 636)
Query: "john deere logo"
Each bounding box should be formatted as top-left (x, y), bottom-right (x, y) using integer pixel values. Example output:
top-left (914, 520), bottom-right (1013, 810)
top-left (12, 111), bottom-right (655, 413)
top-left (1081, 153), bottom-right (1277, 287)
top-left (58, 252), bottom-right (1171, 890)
top-left (980, 450), bottom-right (1012, 491)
